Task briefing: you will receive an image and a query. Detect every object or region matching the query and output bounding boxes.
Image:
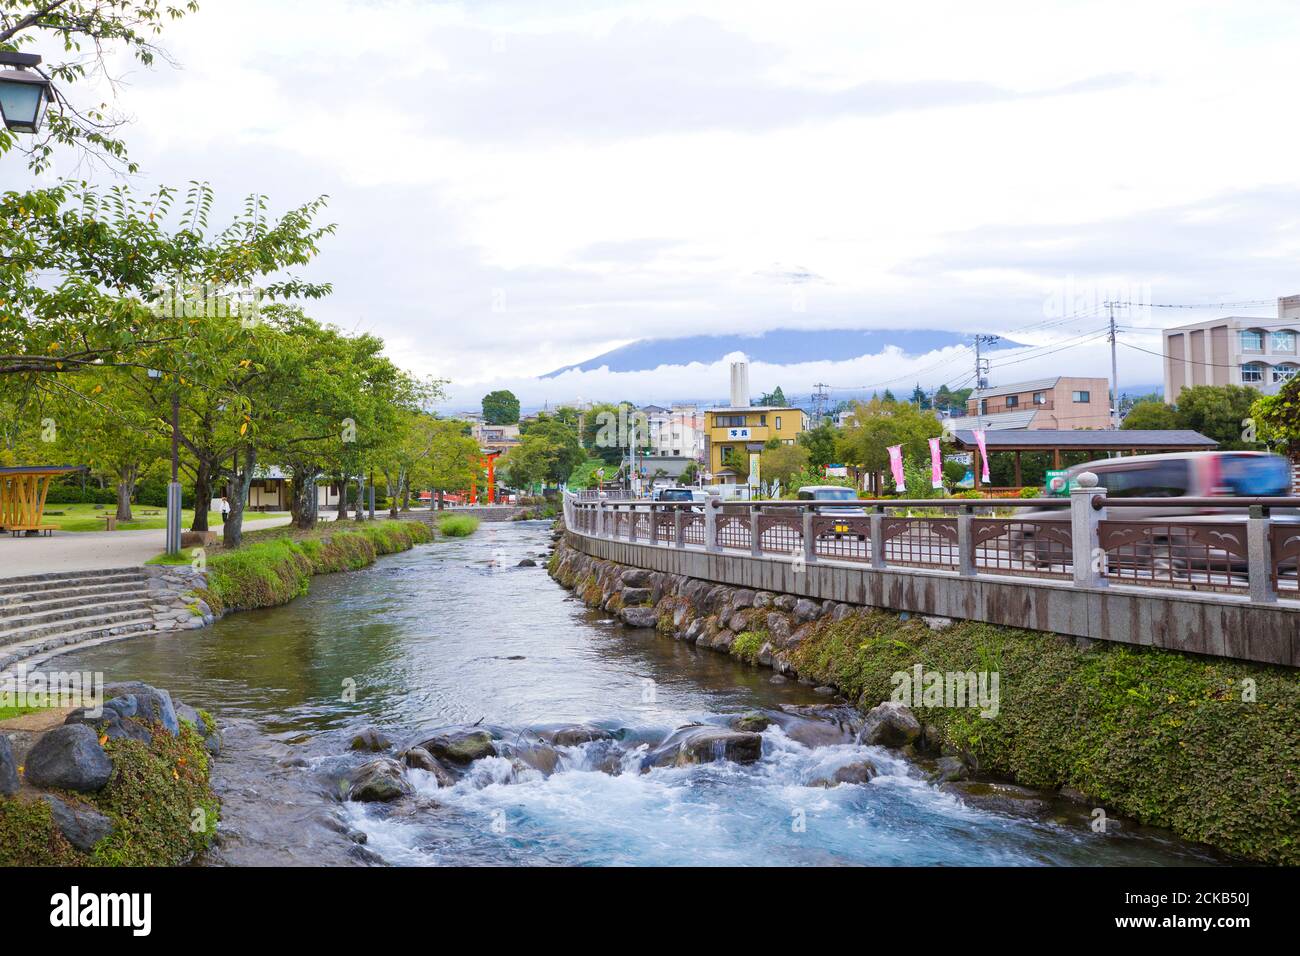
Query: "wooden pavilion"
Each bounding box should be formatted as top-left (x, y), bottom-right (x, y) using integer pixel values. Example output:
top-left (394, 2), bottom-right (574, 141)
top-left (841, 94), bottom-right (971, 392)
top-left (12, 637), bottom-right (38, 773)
top-left (0, 465), bottom-right (84, 536)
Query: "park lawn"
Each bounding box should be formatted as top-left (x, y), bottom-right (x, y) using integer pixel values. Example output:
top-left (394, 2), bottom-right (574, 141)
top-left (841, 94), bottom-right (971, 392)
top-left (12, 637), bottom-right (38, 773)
top-left (40, 503), bottom-right (290, 533)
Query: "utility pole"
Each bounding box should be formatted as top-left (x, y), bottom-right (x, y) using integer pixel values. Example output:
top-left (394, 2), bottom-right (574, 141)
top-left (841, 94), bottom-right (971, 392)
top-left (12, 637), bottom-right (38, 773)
top-left (812, 383), bottom-right (830, 424)
top-left (973, 334), bottom-right (998, 392)
top-left (1105, 300), bottom-right (1121, 429)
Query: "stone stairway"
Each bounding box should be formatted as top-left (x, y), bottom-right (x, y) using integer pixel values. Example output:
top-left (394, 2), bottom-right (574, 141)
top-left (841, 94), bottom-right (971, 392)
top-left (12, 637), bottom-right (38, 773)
top-left (0, 568), bottom-right (158, 674)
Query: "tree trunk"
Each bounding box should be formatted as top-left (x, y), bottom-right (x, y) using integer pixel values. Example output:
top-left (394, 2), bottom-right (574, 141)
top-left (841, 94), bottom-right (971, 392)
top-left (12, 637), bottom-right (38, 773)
top-left (289, 468), bottom-right (320, 530)
top-left (191, 459), bottom-right (212, 532)
top-left (223, 446), bottom-right (257, 549)
top-left (114, 465), bottom-right (137, 522)
top-left (336, 477), bottom-right (349, 520)
top-left (354, 475), bottom-right (366, 522)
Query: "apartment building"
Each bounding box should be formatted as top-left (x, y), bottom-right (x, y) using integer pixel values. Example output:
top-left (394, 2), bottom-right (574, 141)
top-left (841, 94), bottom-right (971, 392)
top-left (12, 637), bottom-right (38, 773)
top-left (1162, 295), bottom-right (1300, 403)
top-left (640, 403), bottom-right (706, 461)
top-left (965, 376), bottom-right (1111, 430)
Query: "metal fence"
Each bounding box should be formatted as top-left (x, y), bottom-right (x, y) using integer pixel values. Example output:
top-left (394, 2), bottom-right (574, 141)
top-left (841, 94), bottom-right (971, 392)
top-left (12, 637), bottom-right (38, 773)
top-left (563, 488), bottom-right (1300, 604)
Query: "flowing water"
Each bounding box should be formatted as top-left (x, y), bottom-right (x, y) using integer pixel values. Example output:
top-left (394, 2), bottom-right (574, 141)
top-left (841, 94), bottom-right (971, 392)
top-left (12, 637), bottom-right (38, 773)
top-left (56, 521), bottom-right (1221, 866)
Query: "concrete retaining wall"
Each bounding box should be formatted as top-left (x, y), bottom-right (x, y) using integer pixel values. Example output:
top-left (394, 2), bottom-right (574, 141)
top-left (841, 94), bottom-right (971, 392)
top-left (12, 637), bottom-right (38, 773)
top-left (566, 531), bottom-right (1300, 667)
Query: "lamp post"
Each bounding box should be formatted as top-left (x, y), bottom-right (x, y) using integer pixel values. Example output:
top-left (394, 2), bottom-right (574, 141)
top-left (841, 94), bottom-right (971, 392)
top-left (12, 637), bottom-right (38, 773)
top-left (0, 52), bottom-right (54, 134)
top-left (149, 368), bottom-right (183, 556)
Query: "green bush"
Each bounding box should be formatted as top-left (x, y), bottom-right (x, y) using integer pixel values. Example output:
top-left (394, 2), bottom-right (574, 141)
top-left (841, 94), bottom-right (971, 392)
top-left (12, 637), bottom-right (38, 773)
top-left (790, 610), bottom-right (1300, 864)
top-left (437, 514), bottom-right (480, 537)
top-left (731, 630), bottom-right (767, 664)
top-left (207, 520), bottom-right (432, 611)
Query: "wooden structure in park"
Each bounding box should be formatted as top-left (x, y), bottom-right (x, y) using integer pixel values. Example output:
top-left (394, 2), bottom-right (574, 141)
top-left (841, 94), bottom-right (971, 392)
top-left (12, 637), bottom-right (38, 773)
top-left (0, 465), bottom-right (83, 536)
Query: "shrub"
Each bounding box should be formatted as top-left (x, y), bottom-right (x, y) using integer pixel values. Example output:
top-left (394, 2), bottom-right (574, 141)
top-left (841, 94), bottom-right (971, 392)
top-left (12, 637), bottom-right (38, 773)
top-left (438, 514), bottom-right (480, 537)
top-left (731, 630), bottom-right (767, 664)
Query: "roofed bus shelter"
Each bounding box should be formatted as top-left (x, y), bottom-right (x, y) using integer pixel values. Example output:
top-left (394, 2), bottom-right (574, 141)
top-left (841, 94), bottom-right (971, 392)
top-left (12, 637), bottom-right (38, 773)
top-left (0, 465), bottom-right (85, 536)
top-left (950, 429), bottom-right (1219, 491)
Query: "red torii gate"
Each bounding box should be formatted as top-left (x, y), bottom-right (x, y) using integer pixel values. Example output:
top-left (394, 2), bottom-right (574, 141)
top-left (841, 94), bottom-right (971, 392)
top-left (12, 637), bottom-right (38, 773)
top-left (468, 450), bottom-right (502, 505)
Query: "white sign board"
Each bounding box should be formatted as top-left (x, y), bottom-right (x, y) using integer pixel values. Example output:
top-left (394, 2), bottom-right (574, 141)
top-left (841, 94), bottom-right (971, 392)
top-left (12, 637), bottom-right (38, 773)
top-left (726, 427), bottom-right (751, 440)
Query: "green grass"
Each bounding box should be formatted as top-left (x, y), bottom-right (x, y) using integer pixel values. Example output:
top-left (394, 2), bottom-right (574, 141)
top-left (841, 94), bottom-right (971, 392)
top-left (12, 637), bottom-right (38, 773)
top-left (437, 514), bottom-right (480, 537)
top-left (38, 503), bottom-right (289, 533)
top-left (731, 630), bottom-right (767, 665)
top-left (0, 700), bottom-right (52, 722)
top-left (790, 610), bottom-right (1300, 864)
top-left (145, 547), bottom-right (198, 566)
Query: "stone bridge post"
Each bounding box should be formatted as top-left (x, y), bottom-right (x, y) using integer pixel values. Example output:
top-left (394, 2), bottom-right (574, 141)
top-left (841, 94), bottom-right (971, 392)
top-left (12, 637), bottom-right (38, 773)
top-left (705, 496), bottom-right (722, 553)
top-left (1248, 505), bottom-right (1276, 604)
top-left (1071, 472), bottom-right (1107, 588)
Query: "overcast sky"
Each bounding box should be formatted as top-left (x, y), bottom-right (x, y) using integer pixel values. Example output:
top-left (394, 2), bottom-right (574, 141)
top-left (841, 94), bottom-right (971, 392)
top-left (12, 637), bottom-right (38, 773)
top-left (8, 0), bottom-right (1300, 409)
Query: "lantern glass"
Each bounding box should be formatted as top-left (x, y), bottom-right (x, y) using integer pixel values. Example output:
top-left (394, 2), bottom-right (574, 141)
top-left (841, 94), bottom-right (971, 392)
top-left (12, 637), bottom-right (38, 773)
top-left (0, 70), bottom-right (52, 133)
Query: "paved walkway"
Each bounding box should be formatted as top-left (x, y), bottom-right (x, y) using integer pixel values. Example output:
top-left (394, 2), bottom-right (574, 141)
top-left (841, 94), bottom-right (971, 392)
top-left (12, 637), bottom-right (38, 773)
top-left (0, 514), bottom-right (302, 579)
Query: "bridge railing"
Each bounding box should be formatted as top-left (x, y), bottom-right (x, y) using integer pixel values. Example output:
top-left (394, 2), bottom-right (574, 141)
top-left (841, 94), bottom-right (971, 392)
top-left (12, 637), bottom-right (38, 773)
top-left (563, 480), bottom-right (1300, 604)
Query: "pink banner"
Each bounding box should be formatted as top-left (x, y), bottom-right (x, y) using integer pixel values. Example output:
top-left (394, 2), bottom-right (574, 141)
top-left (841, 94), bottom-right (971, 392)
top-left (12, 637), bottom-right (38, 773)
top-left (929, 437), bottom-right (943, 489)
top-left (888, 444), bottom-right (905, 492)
top-left (974, 429), bottom-right (991, 483)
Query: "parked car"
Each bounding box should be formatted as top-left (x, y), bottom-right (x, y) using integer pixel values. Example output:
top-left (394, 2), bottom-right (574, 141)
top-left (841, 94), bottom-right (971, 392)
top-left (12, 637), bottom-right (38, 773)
top-left (653, 487), bottom-right (694, 502)
top-left (797, 485), bottom-right (866, 539)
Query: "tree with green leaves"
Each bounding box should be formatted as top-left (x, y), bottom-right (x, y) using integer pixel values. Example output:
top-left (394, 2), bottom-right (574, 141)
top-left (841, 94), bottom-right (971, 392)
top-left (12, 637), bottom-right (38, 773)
top-left (836, 396), bottom-right (942, 494)
top-left (757, 385), bottom-right (787, 406)
top-left (481, 389), bottom-right (520, 424)
top-left (758, 442), bottom-right (808, 489)
top-left (1171, 385), bottom-right (1261, 449)
top-left (0, 182), bottom-right (333, 381)
top-left (797, 421), bottom-right (838, 469)
top-left (0, 0), bottom-right (200, 174)
top-left (1121, 400), bottom-right (1180, 431)
top-left (1250, 377), bottom-right (1300, 456)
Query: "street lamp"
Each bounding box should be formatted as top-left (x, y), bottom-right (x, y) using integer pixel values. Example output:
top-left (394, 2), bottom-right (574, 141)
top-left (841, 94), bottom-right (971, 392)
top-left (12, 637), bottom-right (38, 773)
top-left (0, 52), bottom-right (54, 134)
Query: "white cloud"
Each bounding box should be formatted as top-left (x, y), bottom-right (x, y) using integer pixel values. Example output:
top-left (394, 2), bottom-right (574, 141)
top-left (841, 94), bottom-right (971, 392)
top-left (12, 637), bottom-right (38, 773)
top-left (3, 0), bottom-right (1297, 402)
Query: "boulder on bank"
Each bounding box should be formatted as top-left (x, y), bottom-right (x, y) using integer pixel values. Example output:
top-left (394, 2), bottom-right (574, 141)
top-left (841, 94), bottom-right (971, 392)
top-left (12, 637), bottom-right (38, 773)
top-left (24, 724), bottom-right (113, 793)
top-left (620, 605), bottom-right (659, 629)
top-left (349, 728), bottom-right (393, 752)
top-left (621, 569), bottom-right (653, 588)
top-left (416, 728), bottom-right (497, 765)
top-left (347, 758), bottom-right (411, 802)
top-left (67, 681), bottom-right (180, 744)
top-left (941, 781), bottom-right (1051, 818)
top-left (40, 794), bottom-right (115, 852)
top-left (0, 735), bottom-right (18, 796)
top-left (643, 725), bottom-right (763, 769)
top-left (174, 702), bottom-right (221, 756)
top-left (857, 702), bottom-right (921, 749)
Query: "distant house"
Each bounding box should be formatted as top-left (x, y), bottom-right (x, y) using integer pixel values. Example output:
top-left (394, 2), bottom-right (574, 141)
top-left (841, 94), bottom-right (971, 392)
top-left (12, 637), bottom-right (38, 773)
top-left (471, 421), bottom-right (520, 453)
top-left (965, 376), bottom-right (1111, 431)
top-left (641, 403), bottom-right (705, 462)
top-left (243, 467), bottom-right (343, 511)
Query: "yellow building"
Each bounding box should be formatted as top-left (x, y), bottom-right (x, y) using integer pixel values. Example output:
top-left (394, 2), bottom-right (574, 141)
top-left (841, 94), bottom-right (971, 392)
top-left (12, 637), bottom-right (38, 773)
top-left (704, 406), bottom-right (809, 483)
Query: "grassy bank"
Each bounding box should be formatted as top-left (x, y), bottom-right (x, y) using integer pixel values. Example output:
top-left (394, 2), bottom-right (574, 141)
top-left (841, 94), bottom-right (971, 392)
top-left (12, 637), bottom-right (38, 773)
top-left (0, 717), bottom-right (218, 866)
top-left (199, 520), bottom-right (435, 614)
top-left (790, 610), bottom-right (1300, 865)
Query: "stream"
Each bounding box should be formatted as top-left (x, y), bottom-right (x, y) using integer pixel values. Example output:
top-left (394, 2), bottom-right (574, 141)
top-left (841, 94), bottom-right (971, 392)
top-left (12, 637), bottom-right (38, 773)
top-left (55, 520), bottom-right (1221, 866)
